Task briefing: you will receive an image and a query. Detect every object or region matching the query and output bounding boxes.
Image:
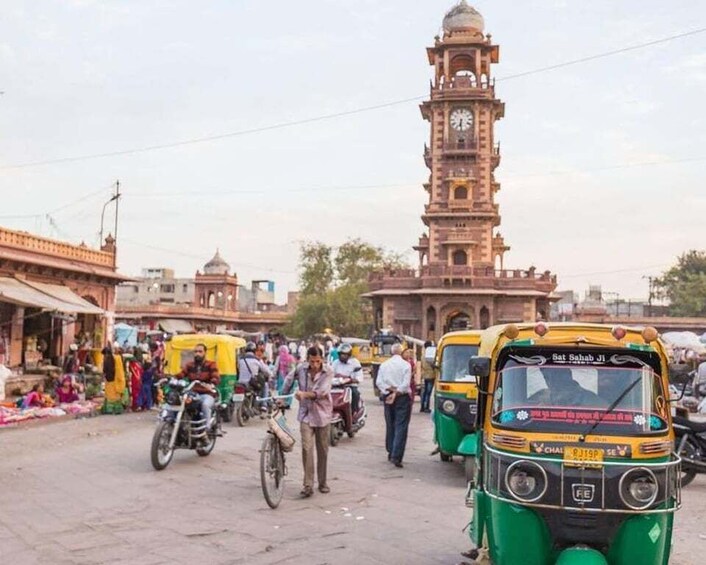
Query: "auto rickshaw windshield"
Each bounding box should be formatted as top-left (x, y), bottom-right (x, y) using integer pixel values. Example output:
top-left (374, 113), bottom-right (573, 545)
top-left (440, 344), bottom-right (479, 382)
top-left (491, 362), bottom-right (668, 435)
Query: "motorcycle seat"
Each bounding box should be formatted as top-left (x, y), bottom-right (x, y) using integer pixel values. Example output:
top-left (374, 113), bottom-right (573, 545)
top-left (673, 415), bottom-right (706, 434)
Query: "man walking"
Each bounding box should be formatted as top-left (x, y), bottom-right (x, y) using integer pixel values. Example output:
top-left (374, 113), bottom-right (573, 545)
top-left (281, 346), bottom-right (333, 497)
top-left (376, 343), bottom-right (412, 468)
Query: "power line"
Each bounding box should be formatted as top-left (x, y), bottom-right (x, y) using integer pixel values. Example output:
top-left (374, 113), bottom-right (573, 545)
top-left (119, 238), bottom-right (297, 275)
top-left (497, 27), bottom-right (706, 82)
top-left (1, 27), bottom-right (704, 171)
top-left (559, 263), bottom-right (669, 279)
top-left (502, 155), bottom-right (706, 180)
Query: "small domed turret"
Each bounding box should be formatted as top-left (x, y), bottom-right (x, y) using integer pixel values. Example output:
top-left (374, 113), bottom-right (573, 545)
top-left (203, 249), bottom-right (230, 275)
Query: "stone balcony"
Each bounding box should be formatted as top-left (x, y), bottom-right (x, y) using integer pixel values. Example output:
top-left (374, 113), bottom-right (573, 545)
top-left (368, 265), bottom-right (557, 294)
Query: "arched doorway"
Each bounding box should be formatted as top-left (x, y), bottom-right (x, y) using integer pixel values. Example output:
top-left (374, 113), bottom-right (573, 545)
top-left (446, 310), bottom-right (471, 332)
top-left (479, 306), bottom-right (490, 329)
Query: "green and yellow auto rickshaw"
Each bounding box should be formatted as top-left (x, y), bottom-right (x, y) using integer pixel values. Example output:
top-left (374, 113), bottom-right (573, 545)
top-left (164, 334), bottom-right (246, 422)
top-left (428, 330), bottom-right (482, 482)
top-left (463, 322), bottom-right (680, 565)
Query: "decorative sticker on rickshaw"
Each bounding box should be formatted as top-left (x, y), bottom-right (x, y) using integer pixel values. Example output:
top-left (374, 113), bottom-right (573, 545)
top-left (530, 441), bottom-right (632, 458)
top-left (496, 408), bottom-right (666, 431)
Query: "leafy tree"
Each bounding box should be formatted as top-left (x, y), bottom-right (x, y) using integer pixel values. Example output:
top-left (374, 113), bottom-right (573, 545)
top-left (298, 242), bottom-right (334, 296)
top-left (654, 250), bottom-right (706, 317)
top-left (287, 239), bottom-right (409, 337)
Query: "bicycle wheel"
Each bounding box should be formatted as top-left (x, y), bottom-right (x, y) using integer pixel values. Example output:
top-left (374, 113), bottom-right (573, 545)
top-left (260, 434), bottom-right (285, 508)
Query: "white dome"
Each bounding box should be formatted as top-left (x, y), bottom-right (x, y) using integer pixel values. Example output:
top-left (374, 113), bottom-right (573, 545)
top-left (443, 1), bottom-right (484, 34)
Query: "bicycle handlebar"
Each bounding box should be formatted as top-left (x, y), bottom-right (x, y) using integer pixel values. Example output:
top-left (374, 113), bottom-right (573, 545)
top-left (255, 393), bottom-right (296, 402)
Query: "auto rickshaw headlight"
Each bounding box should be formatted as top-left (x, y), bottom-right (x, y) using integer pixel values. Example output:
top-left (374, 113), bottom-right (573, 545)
top-left (504, 460), bottom-right (547, 503)
top-left (619, 468), bottom-right (658, 510)
top-left (441, 399), bottom-right (456, 414)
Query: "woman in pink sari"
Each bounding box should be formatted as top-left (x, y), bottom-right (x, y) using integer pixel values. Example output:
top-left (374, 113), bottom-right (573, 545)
top-left (275, 345), bottom-right (296, 405)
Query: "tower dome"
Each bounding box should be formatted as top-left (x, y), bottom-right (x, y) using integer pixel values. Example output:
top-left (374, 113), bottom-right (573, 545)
top-left (443, 1), bottom-right (484, 34)
top-left (203, 249), bottom-right (230, 275)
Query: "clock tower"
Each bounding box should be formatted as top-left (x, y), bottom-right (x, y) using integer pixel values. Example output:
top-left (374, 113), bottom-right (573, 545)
top-left (366, 1), bottom-right (557, 338)
top-left (416, 0), bottom-right (506, 272)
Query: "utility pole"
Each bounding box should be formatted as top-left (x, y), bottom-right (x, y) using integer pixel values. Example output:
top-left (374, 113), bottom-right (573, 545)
top-left (113, 180), bottom-right (121, 248)
top-left (643, 276), bottom-right (654, 317)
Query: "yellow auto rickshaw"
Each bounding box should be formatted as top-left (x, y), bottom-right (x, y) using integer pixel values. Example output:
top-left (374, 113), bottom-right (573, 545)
top-left (164, 334), bottom-right (246, 422)
top-left (340, 337), bottom-right (373, 366)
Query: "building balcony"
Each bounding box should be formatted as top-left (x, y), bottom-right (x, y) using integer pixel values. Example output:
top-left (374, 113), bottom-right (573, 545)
top-left (0, 226), bottom-right (115, 267)
top-left (431, 76), bottom-right (496, 100)
top-left (367, 265), bottom-right (557, 294)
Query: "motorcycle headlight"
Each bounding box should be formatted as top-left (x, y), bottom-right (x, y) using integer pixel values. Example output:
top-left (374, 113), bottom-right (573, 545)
top-left (504, 460), bottom-right (548, 503)
top-left (619, 468), bottom-right (658, 510)
top-left (166, 391), bottom-right (181, 406)
top-left (441, 399), bottom-right (456, 414)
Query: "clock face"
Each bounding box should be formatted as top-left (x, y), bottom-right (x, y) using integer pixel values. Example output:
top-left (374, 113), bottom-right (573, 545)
top-left (450, 108), bottom-right (473, 132)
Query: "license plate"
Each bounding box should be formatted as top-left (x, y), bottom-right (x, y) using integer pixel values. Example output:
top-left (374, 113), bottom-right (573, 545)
top-left (232, 393), bottom-right (245, 402)
top-left (564, 447), bottom-right (604, 468)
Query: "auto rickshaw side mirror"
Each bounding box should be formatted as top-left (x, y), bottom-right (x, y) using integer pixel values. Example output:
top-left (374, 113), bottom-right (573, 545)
top-left (468, 356), bottom-right (491, 393)
top-left (669, 379), bottom-right (690, 402)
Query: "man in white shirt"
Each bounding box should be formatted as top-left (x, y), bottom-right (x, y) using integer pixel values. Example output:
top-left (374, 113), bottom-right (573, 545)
top-left (376, 343), bottom-right (412, 467)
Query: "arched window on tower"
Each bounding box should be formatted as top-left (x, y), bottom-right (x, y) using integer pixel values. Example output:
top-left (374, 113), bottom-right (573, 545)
top-left (454, 185), bottom-right (468, 200)
top-left (481, 73), bottom-right (489, 87)
top-left (452, 250), bottom-right (468, 266)
top-left (207, 292), bottom-right (215, 308)
top-left (450, 54), bottom-right (477, 87)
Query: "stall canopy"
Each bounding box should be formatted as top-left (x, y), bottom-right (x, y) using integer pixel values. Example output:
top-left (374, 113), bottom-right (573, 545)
top-left (0, 277), bottom-right (104, 315)
top-left (159, 319), bottom-right (194, 334)
top-left (115, 323), bottom-right (138, 348)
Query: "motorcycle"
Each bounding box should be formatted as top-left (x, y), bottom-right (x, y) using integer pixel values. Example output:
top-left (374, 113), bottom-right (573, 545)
top-left (329, 376), bottom-right (367, 446)
top-left (150, 378), bottom-right (222, 470)
top-left (673, 415), bottom-right (706, 487)
top-left (234, 381), bottom-right (273, 426)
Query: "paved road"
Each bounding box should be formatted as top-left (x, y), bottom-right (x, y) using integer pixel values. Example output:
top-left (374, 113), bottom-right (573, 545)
top-left (1, 380), bottom-right (704, 565)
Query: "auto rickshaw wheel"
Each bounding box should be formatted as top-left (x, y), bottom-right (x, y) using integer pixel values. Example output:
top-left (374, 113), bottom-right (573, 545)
top-left (440, 452), bottom-right (452, 462)
top-left (222, 403), bottom-right (234, 423)
top-left (464, 456), bottom-right (476, 485)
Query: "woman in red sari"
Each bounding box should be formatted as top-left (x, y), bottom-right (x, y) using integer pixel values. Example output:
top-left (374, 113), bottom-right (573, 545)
top-left (128, 348), bottom-right (144, 411)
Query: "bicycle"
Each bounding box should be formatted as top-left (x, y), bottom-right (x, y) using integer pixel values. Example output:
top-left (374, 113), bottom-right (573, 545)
top-left (257, 394), bottom-right (295, 509)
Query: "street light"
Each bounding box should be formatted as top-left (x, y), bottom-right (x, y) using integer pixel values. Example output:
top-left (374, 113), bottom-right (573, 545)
top-left (99, 193), bottom-right (119, 246)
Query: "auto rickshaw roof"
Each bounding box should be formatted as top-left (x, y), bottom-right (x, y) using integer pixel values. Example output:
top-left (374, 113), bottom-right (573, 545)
top-left (165, 333), bottom-right (247, 350)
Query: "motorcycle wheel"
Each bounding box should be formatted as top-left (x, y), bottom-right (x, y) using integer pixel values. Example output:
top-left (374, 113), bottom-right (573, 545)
top-left (196, 430), bottom-right (217, 456)
top-left (260, 434), bottom-right (285, 509)
top-left (677, 436), bottom-right (699, 487)
top-left (236, 402), bottom-right (250, 427)
top-left (330, 425), bottom-right (340, 447)
top-left (151, 421), bottom-right (175, 471)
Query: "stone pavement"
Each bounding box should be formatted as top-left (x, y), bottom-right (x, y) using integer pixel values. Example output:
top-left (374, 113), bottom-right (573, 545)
top-left (0, 379), bottom-right (704, 565)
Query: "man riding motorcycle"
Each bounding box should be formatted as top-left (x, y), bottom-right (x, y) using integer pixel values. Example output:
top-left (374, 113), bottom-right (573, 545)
top-left (331, 343), bottom-right (362, 415)
top-left (238, 341), bottom-right (273, 411)
top-left (177, 343), bottom-right (220, 428)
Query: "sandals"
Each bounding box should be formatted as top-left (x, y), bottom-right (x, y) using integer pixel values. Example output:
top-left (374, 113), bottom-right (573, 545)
top-left (318, 485), bottom-right (330, 494)
top-left (300, 486), bottom-right (314, 498)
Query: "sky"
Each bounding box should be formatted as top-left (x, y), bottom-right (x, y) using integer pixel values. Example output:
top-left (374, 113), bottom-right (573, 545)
top-left (1, 0), bottom-right (705, 304)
